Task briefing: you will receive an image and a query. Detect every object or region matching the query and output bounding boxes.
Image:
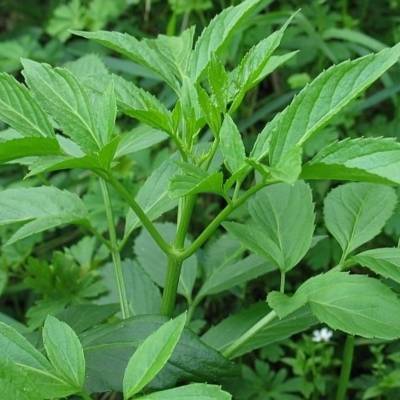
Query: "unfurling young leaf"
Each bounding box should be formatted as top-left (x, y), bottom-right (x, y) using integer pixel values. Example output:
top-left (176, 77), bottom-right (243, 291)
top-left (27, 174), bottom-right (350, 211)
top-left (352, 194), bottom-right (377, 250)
top-left (324, 182), bottom-right (397, 259)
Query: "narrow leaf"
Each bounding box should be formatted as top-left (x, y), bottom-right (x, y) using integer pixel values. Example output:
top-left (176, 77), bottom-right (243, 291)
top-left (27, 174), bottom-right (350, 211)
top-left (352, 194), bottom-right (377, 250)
top-left (301, 137), bottom-right (400, 185)
top-left (139, 383), bottom-right (232, 400)
top-left (21, 59), bottom-right (101, 152)
top-left (268, 44), bottom-right (400, 166)
top-left (0, 73), bottom-right (54, 138)
top-left (297, 272), bottom-right (400, 339)
top-left (43, 316), bottom-right (85, 390)
top-left (219, 114), bottom-right (246, 175)
top-left (352, 248), bottom-right (400, 284)
top-left (123, 313), bottom-right (186, 398)
top-left (189, 0), bottom-right (260, 81)
top-left (94, 81), bottom-right (116, 145)
top-left (324, 182), bottom-right (397, 258)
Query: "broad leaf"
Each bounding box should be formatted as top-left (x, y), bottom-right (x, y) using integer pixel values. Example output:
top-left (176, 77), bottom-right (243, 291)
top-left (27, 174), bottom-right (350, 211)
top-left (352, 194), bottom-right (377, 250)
top-left (0, 323), bottom-right (78, 398)
top-left (21, 59), bottom-right (102, 152)
top-left (71, 30), bottom-right (180, 91)
top-left (134, 222), bottom-right (197, 301)
top-left (0, 186), bottom-right (89, 245)
top-left (0, 137), bottom-right (62, 165)
top-left (43, 316), bottom-right (85, 390)
top-left (123, 314), bottom-right (186, 398)
top-left (267, 291), bottom-right (308, 319)
top-left (352, 248), bottom-right (400, 284)
top-left (301, 137), bottom-right (400, 185)
top-left (324, 182), bottom-right (397, 258)
top-left (124, 159), bottom-right (179, 238)
top-left (0, 73), bottom-right (54, 138)
top-left (202, 303), bottom-right (317, 359)
top-left (139, 383), bottom-right (232, 400)
top-left (82, 314), bottom-right (234, 393)
top-left (219, 114), bottom-right (246, 175)
top-left (247, 182), bottom-right (315, 272)
top-left (296, 272), bottom-right (400, 339)
top-left (267, 44), bottom-right (400, 166)
top-left (189, 0), bottom-right (260, 81)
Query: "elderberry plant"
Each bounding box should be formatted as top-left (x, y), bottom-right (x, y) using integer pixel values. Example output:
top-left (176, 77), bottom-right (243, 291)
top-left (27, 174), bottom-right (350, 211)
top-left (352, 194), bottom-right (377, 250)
top-left (1, 0), bottom-right (400, 399)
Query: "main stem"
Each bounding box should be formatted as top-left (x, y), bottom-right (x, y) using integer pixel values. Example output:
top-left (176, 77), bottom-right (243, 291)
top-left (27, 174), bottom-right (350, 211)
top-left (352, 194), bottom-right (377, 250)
top-left (336, 335), bottom-right (355, 400)
top-left (99, 179), bottom-right (130, 319)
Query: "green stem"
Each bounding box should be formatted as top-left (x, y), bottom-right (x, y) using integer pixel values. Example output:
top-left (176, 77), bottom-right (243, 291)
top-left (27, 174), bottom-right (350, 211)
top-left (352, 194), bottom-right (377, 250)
top-left (161, 196), bottom-right (196, 316)
top-left (79, 391), bottom-right (93, 400)
top-left (105, 173), bottom-right (171, 255)
top-left (99, 179), bottom-right (130, 319)
top-left (180, 180), bottom-right (274, 260)
top-left (336, 335), bottom-right (355, 400)
top-left (222, 310), bottom-right (278, 359)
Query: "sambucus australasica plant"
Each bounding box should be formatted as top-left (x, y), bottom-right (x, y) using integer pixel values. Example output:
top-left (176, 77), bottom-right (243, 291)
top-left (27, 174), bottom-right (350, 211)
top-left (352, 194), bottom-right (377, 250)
top-left (1, 0), bottom-right (400, 398)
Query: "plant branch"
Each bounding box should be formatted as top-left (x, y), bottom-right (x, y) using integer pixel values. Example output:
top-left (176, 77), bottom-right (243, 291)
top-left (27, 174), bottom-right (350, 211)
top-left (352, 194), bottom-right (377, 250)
top-left (336, 334), bottom-right (355, 400)
top-left (99, 179), bottom-right (130, 319)
top-left (105, 173), bottom-right (171, 255)
top-left (222, 310), bottom-right (278, 359)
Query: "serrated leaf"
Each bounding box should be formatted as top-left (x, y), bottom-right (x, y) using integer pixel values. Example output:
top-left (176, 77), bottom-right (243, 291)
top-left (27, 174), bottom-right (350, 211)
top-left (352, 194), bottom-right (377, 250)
top-left (229, 13), bottom-right (295, 113)
top-left (21, 59), bottom-right (102, 152)
top-left (267, 44), bottom-right (400, 166)
top-left (95, 81), bottom-right (116, 145)
top-left (324, 182), bottom-right (397, 258)
top-left (123, 313), bottom-right (186, 398)
top-left (267, 291), bottom-right (308, 319)
top-left (301, 137), bottom-right (400, 185)
top-left (197, 85), bottom-right (222, 136)
top-left (0, 186), bottom-right (89, 245)
top-left (0, 137), bottom-right (62, 164)
top-left (220, 114), bottom-right (246, 175)
top-left (266, 145), bottom-right (302, 184)
top-left (134, 222), bottom-right (197, 301)
top-left (139, 383), bottom-right (232, 400)
top-left (124, 158), bottom-right (179, 238)
top-left (297, 272), bottom-right (400, 339)
top-left (116, 125), bottom-right (168, 158)
top-left (189, 0), bottom-right (260, 81)
top-left (0, 323), bottom-right (78, 398)
top-left (0, 73), bottom-right (54, 138)
top-left (208, 55), bottom-right (229, 111)
top-left (71, 30), bottom-right (180, 90)
top-left (352, 248), bottom-right (400, 284)
top-left (202, 303), bottom-right (317, 358)
top-left (243, 181), bottom-right (314, 272)
top-left (82, 314), bottom-right (234, 393)
top-left (43, 316), bottom-right (85, 390)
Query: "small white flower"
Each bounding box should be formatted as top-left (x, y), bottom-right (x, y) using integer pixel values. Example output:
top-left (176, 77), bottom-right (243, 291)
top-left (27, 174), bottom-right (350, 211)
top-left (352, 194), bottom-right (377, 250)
top-left (312, 327), bottom-right (333, 342)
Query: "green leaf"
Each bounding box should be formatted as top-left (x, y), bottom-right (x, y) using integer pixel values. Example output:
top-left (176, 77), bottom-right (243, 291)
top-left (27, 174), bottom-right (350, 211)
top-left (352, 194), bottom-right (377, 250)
top-left (123, 313), bottom-right (186, 398)
top-left (43, 316), bottom-right (85, 390)
top-left (227, 182), bottom-right (314, 272)
top-left (94, 81), bottom-right (116, 145)
top-left (197, 254), bottom-right (275, 298)
top-left (301, 137), bottom-right (400, 185)
top-left (71, 30), bottom-right (180, 91)
top-left (0, 186), bottom-right (89, 245)
top-left (267, 43), bottom-right (400, 166)
top-left (219, 114), bottom-right (246, 175)
top-left (134, 222), bottom-right (197, 301)
top-left (139, 383), bottom-right (232, 400)
top-left (0, 73), bottom-right (54, 138)
top-left (0, 137), bottom-right (62, 165)
top-left (116, 126), bottom-right (168, 158)
top-left (229, 13), bottom-right (295, 113)
top-left (324, 182), bottom-right (397, 258)
top-left (189, 0), bottom-right (260, 82)
top-left (266, 145), bottom-right (302, 184)
top-left (201, 303), bottom-right (317, 358)
top-left (0, 323), bottom-right (77, 398)
top-left (267, 291), bottom-right (308, 319)
top-left (124, 159), bottom-right (179, 238)
top-left (82, 314), bottom-right (234, 393)
top-left (297, 272), bottom-right (400, 339)
top-left (208, 55), bottom-right (229, 111)
top-left (21, 59), bottom-right (102, 152)
top-left (352, 248), bottom-right (400, 285)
